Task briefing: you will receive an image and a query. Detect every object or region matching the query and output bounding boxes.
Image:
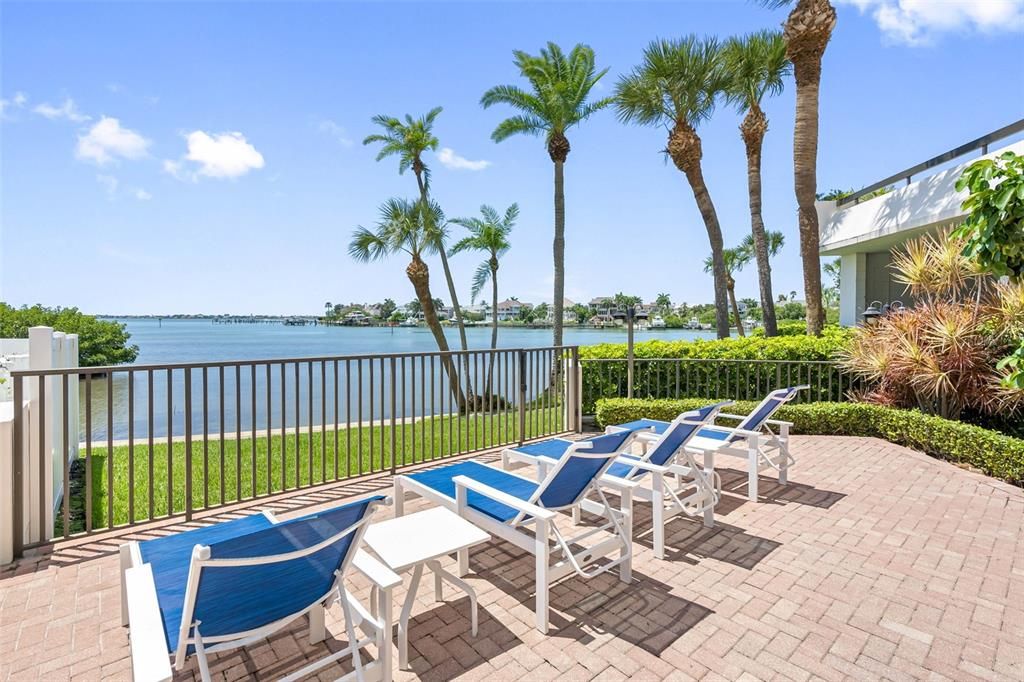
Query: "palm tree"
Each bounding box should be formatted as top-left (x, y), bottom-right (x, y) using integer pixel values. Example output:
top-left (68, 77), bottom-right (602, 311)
top-left (450, 203), bottom-right (517, 395)
top-left (765, 0), bottom-right (838, 335)
top-left (324, 301), bottom-right (332, 317)
top-left (704, 247), bottom-right (750, 336)
top-left (615, 36), bottom-right (732, 339)
top-left (363, 108), bottom-right (473, 399)
top-left (739, 229), bottom-right (785, 265)
top-left (655, 293), bottom-right (672, 313)
top-left (349, 198), bottom-right (465, 406)
top-left (723, 30), bottom-right (790, 338)
top-left (481, 42), bottom-right (612, 350)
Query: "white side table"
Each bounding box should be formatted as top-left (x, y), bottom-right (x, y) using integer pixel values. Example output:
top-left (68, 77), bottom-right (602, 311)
top-left (361, 506), bottom-right (490, 669)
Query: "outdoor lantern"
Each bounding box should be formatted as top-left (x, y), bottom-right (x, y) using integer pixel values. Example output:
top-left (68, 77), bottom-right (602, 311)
top-left (862, 300), bottom-right (883, 325)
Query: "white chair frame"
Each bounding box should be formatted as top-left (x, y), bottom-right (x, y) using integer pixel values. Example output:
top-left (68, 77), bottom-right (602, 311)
top-left (119, 503), bottom-right (401, 682)
top-left (504, 409), bottom-right (725, 560)
top-left (394, 445), bottom-right (638, 634)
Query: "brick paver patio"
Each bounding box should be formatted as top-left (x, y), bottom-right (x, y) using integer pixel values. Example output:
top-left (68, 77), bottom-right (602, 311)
top-left (1, 435), bottom-right (1021, 681)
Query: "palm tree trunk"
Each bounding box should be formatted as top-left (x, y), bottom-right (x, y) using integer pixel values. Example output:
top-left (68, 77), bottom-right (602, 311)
top-left (414, 170), bottom-right (472, 407)
top-left (794, 69), bottom-right (825, 335)
top-left (786, 0), bottom-right (835, 336)
top-left (743, 114), bottom-right (779, 337)
top-left (683, 166), bottom-right (731, 339)
top-left (728, 279), bottom-right (745, 337)
top-left (552, 160), bottom-right (566, 349)
top-left (407, 255), bottom-right (465, 408)
top-left (488, 264), bottom-right (498, 396)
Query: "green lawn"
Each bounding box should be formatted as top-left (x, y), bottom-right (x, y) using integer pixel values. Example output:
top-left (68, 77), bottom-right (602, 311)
top-left (73, 406), bottom-right (565, 530)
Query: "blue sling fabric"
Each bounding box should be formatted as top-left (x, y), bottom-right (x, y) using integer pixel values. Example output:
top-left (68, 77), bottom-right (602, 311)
top-left (615, 418), bottom-right (669, 434)
top-left (139, 513), bottom-right (275, 653)
top-left (536, 430), bottom-right (631, 509)
top-left (644, 402), bottom-right (729, 467)
top-left (512, 439), bottom-right (574, 459)
top-left (406, 461), bottom-right (540, 522)
top-left (141, 496), bottom-right (382, 653)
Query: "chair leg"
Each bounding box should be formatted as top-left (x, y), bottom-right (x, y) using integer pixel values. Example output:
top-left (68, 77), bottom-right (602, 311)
top-left (394, 479), bottom-right (405, 517)
top-left (308, 603), bottom-right (326, 644)
top-left (194, 631), bottom-right (213, 682)
top-left (747, 437), bottom-right (759, 502)
top-left (118, 544), bottom-right (131, 627)
top-left (779, 424), bottom-right (791, 485)
top-left (703, 450), bottom-right (715, 528)
top-left (652, 473), bottom-right (665, 560)
top-left (534, 518), bottom-right (550, 634)
top-left (619, 488), bottom-right (633, 583)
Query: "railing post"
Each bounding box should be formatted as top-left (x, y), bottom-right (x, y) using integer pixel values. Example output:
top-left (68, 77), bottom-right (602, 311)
top-left (11, 375), bottom-right (24, 559)
top-left (389, 356), bottom-right (397, 475)
top-left (184, 369), bottom-right (193, 522)
top-left (574, 347), bottom-right (583, 434)
top-left (518, 349), bottom-right (527, 446)
top-left (626, 318), bottom-right (635, 400)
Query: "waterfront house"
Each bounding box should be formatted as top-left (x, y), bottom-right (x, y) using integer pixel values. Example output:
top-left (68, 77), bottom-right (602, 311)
top-left (495, 298), bottom-right (531, 321)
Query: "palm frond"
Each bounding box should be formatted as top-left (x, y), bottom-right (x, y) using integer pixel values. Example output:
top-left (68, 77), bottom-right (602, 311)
top-left (470, 261), bottom-right (492, 302)
top-left (492, 115), bottom-right (547, 142)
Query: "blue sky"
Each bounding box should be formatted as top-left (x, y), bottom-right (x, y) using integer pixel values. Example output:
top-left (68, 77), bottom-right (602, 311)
top-left (2, 0), bottom-right (1022, 315)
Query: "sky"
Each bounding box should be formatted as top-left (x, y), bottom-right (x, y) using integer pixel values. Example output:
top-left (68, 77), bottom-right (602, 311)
top-left (1, 0), bottom-right (1023, 316)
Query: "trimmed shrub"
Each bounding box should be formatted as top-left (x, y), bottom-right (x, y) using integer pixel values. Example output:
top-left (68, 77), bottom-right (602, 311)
top-left (594, 397), bottom-right (1024, 485)
top-left (579, 328), bottom-right (854, 413)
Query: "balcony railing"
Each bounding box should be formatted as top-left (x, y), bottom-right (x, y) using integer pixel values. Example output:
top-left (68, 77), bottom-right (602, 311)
top-left (8, 346), bottom-right (581, 556)
top-left (836, 118), bottom-right (1024, 207)
top-left (580, 357), bottom-right (856, 413)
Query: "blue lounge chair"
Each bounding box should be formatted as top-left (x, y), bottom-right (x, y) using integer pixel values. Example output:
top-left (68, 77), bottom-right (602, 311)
top-left (608, 386), bottom-right (808, 502)
top-left (502, 401), bottom-right (732, 559)
top-left (394, 430), bottom-right (638, 633)
top-left (119, 496), bottom-right (399, 682)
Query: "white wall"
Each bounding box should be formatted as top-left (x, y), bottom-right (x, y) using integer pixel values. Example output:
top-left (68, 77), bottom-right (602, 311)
top-left (0, 327), bottom-right (79, 562)
top-left (819, 141), bottom-right (1024, 256)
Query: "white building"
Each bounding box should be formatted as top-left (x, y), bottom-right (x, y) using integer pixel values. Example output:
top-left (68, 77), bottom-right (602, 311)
top-left (495, 298), bottom-right (531, 321)
top-left (819, 124), bottom-right (1023, 326)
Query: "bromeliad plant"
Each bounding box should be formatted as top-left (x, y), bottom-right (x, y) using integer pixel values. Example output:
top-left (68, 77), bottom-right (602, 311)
top-left (839, 231), bottom-right (1024, 421)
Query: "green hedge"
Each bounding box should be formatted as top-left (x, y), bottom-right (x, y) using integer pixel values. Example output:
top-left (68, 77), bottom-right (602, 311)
top-left (594, 397), bottom-right (1024, 485)
top-left (579, 328), bottom-right (854, 413)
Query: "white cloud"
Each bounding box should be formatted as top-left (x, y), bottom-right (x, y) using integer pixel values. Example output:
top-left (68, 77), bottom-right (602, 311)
top-left (96, 174), bottom-right (119, 199)
top-left (1, 92), bottom-right (28, 119)
top-left (166, 130), bottom-right (265, 180)
top-left (840, 0), bottom-right (1024, 45)
top-left (134, 188), bottom-right (152, 201)
top-left (76, 116), bottom-right (150, 165)
top-left (317, 119), bottom-right (353, 146)
top-left (34, 97), bottom-right (90, 122)
top-left (437, 147), bottom-right (491, 171)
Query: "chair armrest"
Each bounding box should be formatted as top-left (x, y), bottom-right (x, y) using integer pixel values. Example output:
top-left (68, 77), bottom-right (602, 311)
top-left (764, 418), bottom-right (793, 428)
top-left (352, 549), bottom-right (402, 590)
top-left (597, 474), bottom-right (641, 492)
top-left (697, 424), bottom-right (763, 440)
top-left (717, 413), bottom-right (748, 421)
top-left (453, 475), bottom-right (557, 520)
top-left (124, 564), bottom-right (173, 682)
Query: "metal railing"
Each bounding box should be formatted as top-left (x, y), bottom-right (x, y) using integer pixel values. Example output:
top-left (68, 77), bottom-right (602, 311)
top-left (836, 118), bottom-right (1024, 207)
top-left (581, 357), bottom-right (856, 413)
top-left (9, 346), bottom-right (581, 556)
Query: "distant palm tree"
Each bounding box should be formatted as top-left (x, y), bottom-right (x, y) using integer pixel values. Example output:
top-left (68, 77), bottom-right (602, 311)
top-left (615, 36), bottom-right (732, 339)
top-left (349, 198), bottom-right (465, 406)
top-left (324, 301), bottom-right (332, 317)
top-left (363, 108), bottom-right (473, 401)
top-left (481, 42), bottom-right (612, 350)
top-left (655, 293), bottom-right (672, 313)
top-left (724, 29), bottom-right (790, 338)
top-left (764, 0), bottom-right (838, 335)
top-left (704, 247), bottom-right (750, 336)
top-left (450, 204), bottom-right (517, 395)
top-left (739, 229), bottom-right (785, 264)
